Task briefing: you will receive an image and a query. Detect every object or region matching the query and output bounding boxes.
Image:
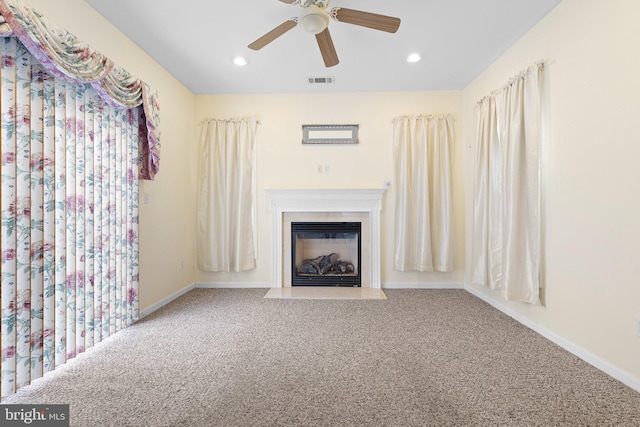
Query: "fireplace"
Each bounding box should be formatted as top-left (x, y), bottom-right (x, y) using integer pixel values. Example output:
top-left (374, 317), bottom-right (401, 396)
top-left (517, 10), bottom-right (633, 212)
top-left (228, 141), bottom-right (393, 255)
top-left (266, 188), bottom-right (386, 289)
top-left (291, 222), bottom-right (361, 287)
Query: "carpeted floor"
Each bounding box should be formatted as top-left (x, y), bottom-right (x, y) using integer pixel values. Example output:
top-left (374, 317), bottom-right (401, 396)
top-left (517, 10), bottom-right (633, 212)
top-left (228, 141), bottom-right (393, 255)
top-left (2, 289), bottom-right (639, 426)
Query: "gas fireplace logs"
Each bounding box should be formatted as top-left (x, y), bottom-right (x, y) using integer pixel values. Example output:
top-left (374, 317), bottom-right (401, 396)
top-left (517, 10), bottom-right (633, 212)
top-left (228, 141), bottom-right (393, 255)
top-left (296, 253), bottom-right (356, 276)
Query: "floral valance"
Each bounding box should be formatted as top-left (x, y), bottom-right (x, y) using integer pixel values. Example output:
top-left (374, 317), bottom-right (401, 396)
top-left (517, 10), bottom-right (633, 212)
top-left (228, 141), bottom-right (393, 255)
top-left (0, 0), bottom-right (160, 180)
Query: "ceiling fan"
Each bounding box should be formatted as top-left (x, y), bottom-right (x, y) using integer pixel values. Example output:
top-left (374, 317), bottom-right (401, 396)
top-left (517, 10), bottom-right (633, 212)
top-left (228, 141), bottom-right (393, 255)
top-left (248, 0), bottom-right (401, 67)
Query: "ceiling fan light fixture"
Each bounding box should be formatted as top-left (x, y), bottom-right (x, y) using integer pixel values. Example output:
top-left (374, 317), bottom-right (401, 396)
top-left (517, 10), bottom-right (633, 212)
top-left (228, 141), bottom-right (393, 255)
top-left (299, 6), bottom-right (330, 34)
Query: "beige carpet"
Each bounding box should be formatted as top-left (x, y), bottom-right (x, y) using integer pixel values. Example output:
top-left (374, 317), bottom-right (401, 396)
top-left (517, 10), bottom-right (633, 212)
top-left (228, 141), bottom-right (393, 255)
top-left (2, 289), bottom-right (639, 426)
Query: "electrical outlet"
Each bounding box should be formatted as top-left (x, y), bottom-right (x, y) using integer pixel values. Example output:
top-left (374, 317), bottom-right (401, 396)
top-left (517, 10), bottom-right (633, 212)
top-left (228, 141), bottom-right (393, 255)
top-left (636, 318), bottom-right (640, 338)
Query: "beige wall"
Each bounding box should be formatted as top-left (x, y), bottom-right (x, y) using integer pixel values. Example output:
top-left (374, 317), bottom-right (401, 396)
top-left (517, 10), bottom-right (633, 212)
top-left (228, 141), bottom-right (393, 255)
top-left (462, 0), bottom-right (640, 380)
top-left (195, 91), bottom-right (465, 286)
top-left (28, 0), bottom-right (198, 312)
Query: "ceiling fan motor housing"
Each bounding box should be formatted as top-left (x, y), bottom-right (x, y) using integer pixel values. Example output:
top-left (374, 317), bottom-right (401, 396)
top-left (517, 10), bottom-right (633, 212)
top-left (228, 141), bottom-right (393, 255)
top-left (299, 6), bottom-right (330, 34)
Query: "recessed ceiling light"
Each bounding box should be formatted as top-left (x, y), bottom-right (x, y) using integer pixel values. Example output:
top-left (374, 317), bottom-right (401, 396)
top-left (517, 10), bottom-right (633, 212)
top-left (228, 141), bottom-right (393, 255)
top-left (233, 56), bottom-right (248, 66)
top-left (406, 53), bottom-right (421, 63)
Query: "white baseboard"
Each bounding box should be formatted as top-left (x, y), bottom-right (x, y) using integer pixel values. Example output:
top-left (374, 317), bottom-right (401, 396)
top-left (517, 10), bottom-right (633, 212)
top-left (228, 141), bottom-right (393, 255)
top-left (383, 282), bottom-right (464, 289)
top-left (464, 284), bottom-right (640, 394)
top-left (195, 282), bottom-right (271, 289)
top-left (139, 283), bottom-right (196, 319)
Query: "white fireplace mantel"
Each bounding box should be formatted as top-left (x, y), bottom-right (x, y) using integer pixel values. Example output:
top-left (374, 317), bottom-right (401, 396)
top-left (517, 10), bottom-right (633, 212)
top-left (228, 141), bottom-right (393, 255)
top-left (266, 188), bottom-right (386, 289)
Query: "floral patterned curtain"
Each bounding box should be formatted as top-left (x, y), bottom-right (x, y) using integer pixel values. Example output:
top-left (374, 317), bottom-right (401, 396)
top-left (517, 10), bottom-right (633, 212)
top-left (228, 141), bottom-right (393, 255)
top-left (0, 0), bottom-right (160, 180)
top-left (0, 35), bottom-right (140, 397)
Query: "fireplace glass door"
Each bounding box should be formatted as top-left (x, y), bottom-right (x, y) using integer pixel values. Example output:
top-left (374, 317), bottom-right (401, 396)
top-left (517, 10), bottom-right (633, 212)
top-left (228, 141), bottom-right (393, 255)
top-left (291, 222), bottom-right (361, 287)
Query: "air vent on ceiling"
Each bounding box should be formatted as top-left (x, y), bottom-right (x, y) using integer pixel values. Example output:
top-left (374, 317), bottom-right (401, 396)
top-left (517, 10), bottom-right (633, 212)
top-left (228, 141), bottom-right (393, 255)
top-left (307, 76), bottom-right (335, 84)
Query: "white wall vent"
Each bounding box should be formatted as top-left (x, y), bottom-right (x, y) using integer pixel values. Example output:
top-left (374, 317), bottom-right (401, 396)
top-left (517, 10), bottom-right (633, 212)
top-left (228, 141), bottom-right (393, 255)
top-left (307, 76), bottom-right (335, 84)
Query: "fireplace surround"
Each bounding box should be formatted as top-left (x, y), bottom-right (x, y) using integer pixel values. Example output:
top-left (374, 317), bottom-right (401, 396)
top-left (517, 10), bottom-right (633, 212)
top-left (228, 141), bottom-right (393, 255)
top-left (266, 188), bottom-right (386, 289)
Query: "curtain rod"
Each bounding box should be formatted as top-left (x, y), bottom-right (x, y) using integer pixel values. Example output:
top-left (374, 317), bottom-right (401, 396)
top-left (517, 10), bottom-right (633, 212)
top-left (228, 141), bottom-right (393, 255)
top-left (391, 114), bottom-right (453, 123)
top-left (476, 59), bottom-right (545, 108)
top-left (199, 118), bottom-right (261, 125)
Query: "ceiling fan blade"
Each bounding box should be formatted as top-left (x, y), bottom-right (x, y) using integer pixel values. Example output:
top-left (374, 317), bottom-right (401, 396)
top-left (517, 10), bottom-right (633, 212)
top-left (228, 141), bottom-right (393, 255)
top-left (248, 19), bottom-right (297, 50)
top-left (332, 8), bottom-right (401, 33)
top-left (315, 28), bottom-right (339, 67)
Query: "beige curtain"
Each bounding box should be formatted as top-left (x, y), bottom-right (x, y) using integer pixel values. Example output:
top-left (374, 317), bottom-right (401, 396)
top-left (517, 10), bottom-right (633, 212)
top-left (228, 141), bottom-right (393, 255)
top-left (393, 115), bottom-right (454, 272)
top-left (197, 118), bottom-right (258, 272)
top-left (470, 62), bottom-right (543, 304)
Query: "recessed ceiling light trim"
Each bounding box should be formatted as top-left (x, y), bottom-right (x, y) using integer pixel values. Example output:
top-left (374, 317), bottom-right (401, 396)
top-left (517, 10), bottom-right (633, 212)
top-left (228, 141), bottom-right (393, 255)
top-left (406, 53), bottom-right (421, 63)
top-left (233, 56), bottom-right (248, 66)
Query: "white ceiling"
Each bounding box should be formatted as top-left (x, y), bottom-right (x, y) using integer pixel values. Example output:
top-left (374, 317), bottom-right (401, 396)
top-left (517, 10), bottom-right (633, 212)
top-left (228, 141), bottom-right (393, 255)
top-left (84, 0), bottom-right (562, 95)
